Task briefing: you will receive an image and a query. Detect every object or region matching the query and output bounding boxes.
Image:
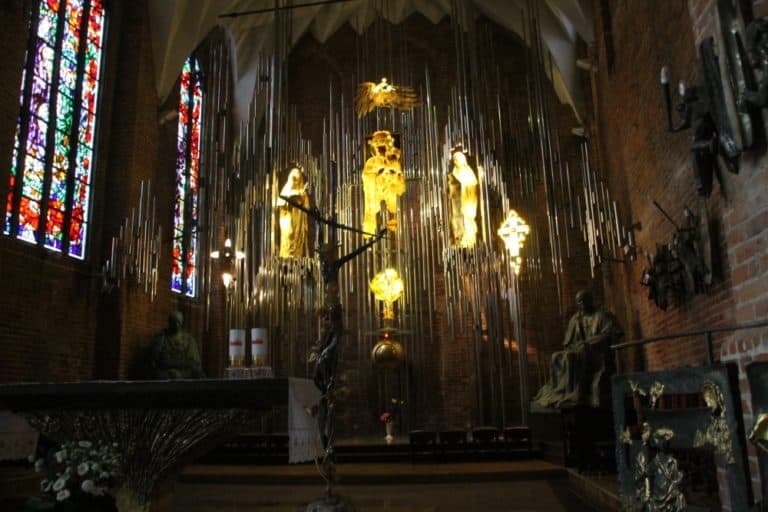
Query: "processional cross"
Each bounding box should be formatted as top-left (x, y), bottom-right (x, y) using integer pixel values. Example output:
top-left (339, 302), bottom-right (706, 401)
top-left (280, 195), bottom-right (386, 509)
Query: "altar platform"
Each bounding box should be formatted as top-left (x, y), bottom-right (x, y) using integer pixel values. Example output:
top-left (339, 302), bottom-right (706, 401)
top-left (202, 428), bottom-right (533, 464)
top-left (0, 459), bottom-right (619, 512)
top-left (181, 459), bottom-right (568, 485)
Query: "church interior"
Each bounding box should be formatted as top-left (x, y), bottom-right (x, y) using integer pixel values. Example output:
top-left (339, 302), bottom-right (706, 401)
top-left (0, 0), bottom-right (767, 510)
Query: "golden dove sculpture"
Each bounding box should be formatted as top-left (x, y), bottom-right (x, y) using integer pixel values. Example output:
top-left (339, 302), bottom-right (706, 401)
top-left (355, 77), bottom-right (421, 117)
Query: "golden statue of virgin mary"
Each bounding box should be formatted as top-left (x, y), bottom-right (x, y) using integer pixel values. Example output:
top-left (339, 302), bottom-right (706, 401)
top-left (276, 164), bottom-right (309, 258)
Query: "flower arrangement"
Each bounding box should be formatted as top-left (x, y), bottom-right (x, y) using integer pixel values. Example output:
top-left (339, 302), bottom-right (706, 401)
top-left (30, 440), bottom-right (121, 504)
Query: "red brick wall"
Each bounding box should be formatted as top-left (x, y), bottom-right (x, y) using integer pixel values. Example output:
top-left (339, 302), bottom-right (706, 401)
top-left (593, 0), bottom-right (768, 507)
top-left (591, 0), bottom-right (766, 365)
top-left (693, 0), bottom-right (768, 501)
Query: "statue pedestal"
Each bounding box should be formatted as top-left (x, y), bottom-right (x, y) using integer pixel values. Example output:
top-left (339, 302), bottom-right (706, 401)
top-left (529, 406), bottom-right (566, 465)
top-left (530, 405), bottom-right (614, 472)
top-left (306, 494), bottom-right (356, 512)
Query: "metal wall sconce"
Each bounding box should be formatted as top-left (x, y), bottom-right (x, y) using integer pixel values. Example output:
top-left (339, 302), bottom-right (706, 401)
top-left (660, 37), bottom-right (741, 198)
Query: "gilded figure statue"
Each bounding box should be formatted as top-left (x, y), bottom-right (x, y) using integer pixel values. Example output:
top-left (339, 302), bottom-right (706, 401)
top-left (629, 423), bottom-right (686, 512)
top-left (532, 290), bottom-right (623, 408)
top-left (362, 131), bottom-right (405, 237)
top-left (749, 412), bottom-right (768, 453)
top-left (693, 380), bottom-right (735, 463)
top-left (276, 164), bottom-right (309, 258)
top-left (447, 146), bottom-right (478, 248)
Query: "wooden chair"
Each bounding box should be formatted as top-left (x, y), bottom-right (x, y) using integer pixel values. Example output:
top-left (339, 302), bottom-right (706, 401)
top-left (409, 429), bottom-right (437, 461)
top-left (471, 426), bottom-right (500, 458)
top-left (503, 426), bottom-right (532, 455)
top-left (438, 429), bottom-right (468, 458)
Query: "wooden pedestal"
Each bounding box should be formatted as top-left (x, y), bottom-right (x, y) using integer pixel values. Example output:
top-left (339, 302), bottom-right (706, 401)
top-left (530, 405), bottom-right (614, 473)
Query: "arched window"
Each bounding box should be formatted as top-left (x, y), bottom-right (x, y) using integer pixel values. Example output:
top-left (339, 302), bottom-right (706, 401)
top-left (171, 56), bottom-right (203, 297)
top-left (4, 0), bottom-right (106, 259)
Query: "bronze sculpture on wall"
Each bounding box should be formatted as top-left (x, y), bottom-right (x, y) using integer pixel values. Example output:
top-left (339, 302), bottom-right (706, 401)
top-left (614, 366), bottom-right (752, 511)
top-left (625, 422), bottom-right (687, 511)
top-left (693, 380), bottom-right (737, 463)
top-left (741, 18), bottom-right (768, 110)
top-left (659, 0), bottom-right (765, 198)
top-left (641, 202), bottom-right (712, 311)
top-left (660, 35), bottom-right (743, 197)
top-left (641, 244), bottom-right (685, 312)
top-left (532, 290), bottom-right (623, 409)
top-left (716, 0), bottom-right (758, 150)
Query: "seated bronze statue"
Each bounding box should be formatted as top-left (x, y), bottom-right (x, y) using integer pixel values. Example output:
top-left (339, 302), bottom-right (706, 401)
top-left (148, 312), bottom-right (205, 379)
top-left (532, 290), bottom-right (623, 409)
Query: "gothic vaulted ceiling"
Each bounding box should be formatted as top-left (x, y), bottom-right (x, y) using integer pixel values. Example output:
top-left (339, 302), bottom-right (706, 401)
top-left (147, 0), bottom-right (594, 120)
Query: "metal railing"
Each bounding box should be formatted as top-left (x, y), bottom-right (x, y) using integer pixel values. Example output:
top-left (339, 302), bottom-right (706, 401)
top-left (611, 319), bottom-right (768, 374)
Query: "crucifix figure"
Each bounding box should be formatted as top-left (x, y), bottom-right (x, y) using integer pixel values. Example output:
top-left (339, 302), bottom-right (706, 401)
top-left (280, 194), bottom-right (385, 509)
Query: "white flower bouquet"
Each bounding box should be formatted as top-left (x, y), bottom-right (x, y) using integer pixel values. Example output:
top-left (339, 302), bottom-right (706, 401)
top-left (30, 440), bottom-right (120, 504)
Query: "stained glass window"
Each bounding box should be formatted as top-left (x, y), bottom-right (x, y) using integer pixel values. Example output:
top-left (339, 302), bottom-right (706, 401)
top-left (4, 0), bottom-right (105, 259)
top-left (171, 57), bottom-right (203, 297)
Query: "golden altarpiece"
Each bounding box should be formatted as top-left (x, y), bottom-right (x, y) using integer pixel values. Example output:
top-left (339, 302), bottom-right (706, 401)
top-left (202, 2), bottom-right (629, 440)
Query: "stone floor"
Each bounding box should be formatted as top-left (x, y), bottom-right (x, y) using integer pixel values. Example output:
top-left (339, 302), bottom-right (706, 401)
top-left (1, 459), bottom-right (619, 511)
top-left (172, 480), bottom-right (597, 511)
top-left (173, 461), bottom-right (613, 511)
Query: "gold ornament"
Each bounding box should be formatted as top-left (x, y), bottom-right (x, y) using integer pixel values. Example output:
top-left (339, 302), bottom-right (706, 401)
top-left (371, 337), bottom-right (405, 369)
top-left (649, 381), bottom-right (665, 408)
top-left (370, 268), bottom-right (404, 320)
top-left (355, 77), bottom-right (421, 117)
top-left (497, 209), bottom-right (530, 274)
